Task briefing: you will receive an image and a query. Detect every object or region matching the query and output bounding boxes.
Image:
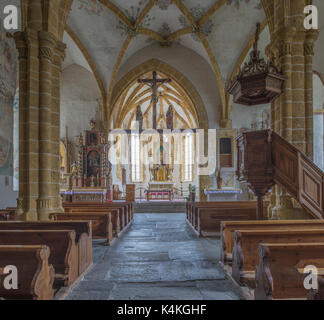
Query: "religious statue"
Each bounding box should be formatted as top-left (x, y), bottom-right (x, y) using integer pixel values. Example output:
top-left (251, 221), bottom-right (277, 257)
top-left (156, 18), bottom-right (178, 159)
top-left (136, 105), bottom-right (143, 131)
top-left (138, 71), bottom-right (171, 129)
top-left (90, 119), bottom-right (96, 130)
top-left (166, 105), bottom-right (173, 130)
top-left (100, 132), bottom-right (106, 144)
top-left (71, 162), bottom-right (78, 177)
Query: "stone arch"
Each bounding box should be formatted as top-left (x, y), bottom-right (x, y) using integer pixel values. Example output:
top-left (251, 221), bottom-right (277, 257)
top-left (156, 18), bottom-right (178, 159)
top-left (110, 59), bottom-right (209, 131)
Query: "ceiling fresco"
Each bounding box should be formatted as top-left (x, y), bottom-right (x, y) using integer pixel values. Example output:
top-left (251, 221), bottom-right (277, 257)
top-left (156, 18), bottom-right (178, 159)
top-left (67, 0), bottom-right (324, 110)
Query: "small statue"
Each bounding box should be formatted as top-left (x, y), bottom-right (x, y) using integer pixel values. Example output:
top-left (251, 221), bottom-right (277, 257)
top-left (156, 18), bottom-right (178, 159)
top-left (71, 162), bottom-right (78, 177)
top-left (136, 105), bottom-right (143, 131)
top-left (216, 170), bottom-right (223, 190)
top-left (166, 105), bottom-right (173, 130)
top-left (100, 132), bottom-right (106, 144)
top-left (90, 119), bottom-right (96, 130)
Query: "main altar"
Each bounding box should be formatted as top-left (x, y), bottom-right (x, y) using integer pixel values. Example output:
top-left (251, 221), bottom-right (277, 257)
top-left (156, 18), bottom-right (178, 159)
top-left (145, 182), bottom-right (174, 201)
top-left (61, 120), bottom-right (112, 203)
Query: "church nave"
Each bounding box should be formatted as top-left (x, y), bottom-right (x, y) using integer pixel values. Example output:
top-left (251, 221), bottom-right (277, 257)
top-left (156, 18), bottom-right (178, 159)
top-left (66, 213), bottom-right (240, 300)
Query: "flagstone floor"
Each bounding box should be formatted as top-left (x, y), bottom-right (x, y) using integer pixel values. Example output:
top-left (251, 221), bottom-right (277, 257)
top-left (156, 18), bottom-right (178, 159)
top-left (66, 213), bottom-right (241, 300)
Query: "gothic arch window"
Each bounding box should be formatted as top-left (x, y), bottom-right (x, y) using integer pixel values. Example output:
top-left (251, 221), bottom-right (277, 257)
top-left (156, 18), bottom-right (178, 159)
top-left (112, 71), bottom-right (198, 130)
top-left (182, 133), bottom-right (194, 182)
top-left (131, 133), bottom-right (142, 182)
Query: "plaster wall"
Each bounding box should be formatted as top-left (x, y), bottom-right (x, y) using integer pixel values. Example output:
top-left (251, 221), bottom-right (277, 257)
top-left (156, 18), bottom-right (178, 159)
top-left (60, 64), bottom-right (101, 163)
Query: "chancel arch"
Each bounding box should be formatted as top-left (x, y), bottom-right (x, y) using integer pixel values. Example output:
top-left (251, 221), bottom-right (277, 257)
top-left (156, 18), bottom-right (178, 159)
top-left (110, 59), bottom-right (208, 131)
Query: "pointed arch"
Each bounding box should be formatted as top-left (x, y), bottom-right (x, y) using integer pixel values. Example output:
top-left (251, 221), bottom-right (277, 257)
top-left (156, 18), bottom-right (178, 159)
top-left (110, 59), bottom-right (208, 130)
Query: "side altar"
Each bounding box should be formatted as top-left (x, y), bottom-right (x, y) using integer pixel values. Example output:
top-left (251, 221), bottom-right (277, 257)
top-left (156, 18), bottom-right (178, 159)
top-left (61, 120), bottom-right (112, 203)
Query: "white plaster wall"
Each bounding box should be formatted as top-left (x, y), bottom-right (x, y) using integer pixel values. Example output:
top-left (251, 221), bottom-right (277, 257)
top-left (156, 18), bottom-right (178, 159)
top-left (231, 103), bottom-right (270, 131)
top-left (0, 176), bottom-right (18, 208)
top-left (60, 64), bottom-right (101, 161)
top-left (117, 44), bottom-right (222, 129)
top-left (313, 74), bottom-right (324, 170)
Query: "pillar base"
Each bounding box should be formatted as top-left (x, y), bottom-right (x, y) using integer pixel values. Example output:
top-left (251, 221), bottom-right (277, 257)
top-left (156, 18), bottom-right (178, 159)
top-left (37, 198), bottom-right (54, 221)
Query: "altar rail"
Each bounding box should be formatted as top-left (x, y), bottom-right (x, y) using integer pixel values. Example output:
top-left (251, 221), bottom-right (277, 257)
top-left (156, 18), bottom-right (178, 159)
top-left (236, 130), bottom-right (324, 219)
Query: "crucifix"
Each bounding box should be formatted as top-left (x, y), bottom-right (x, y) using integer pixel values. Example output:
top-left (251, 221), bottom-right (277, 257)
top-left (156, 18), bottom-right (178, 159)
top-left (138, 71), bottom-right (171, 129)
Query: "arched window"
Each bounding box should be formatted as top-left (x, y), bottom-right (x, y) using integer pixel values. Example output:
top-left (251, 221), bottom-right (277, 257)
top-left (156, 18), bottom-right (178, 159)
top-left (131, 134), bottom-right (142, 182)
top-left (183, 133), bottom-right (193, 182)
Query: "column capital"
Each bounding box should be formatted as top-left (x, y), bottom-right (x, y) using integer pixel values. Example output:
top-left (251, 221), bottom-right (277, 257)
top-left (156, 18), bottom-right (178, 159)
top-left (38, 31), bottom-right (57, 62)
top-left (13, 32), bottom-right (28, 60)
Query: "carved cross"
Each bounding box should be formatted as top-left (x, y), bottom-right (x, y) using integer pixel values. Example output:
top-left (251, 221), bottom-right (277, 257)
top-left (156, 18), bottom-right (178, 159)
top-left (138, 71), bottom-right (171, 129)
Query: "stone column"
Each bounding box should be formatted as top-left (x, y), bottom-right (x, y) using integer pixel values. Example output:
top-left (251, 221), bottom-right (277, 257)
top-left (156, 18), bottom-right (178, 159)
top-left (265, 0), bottom-right (319, 219)
top-left (14, 29), bottom-right (40, 221)
top-left (37, 31), bottom-right (57, 221)
top-left (51, 41), bottom-right (66, 213)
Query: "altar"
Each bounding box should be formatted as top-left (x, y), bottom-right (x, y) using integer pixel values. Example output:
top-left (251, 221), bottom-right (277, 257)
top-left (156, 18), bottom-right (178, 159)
top-left (61, 188), bottom-right (111, 203)
top-left (61, 120), bottom-right (112, 203)
top-left (204, 188), bottom-right (242, 201)
top-left (145, 183), bottom-right (174, 201)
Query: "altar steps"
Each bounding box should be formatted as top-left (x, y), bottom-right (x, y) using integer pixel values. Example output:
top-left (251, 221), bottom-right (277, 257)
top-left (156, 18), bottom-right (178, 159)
top-left (134, 201), bottom-right (186, 213)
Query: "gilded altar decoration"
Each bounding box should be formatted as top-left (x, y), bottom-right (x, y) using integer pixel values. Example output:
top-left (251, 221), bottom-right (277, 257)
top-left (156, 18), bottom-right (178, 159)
top-left (63, 120), bottom-right (112, 203)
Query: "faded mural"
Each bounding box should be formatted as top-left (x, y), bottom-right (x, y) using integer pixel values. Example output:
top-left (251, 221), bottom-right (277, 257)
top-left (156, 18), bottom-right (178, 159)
top-left (0, 29), bottom-right (18, 177)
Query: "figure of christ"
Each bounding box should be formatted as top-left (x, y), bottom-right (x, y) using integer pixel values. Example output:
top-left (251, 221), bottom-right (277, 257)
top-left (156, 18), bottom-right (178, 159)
top-left (138, 71), bottom-right (171, 129)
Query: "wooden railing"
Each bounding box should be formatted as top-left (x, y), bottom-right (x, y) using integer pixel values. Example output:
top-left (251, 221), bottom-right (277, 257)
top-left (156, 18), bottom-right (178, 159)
top-left (236, 130), bottom-right (324, 220)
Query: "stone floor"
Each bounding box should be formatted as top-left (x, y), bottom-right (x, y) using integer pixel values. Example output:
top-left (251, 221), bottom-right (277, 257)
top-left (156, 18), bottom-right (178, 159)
top-left (66, 213), bottom-right (241, 300)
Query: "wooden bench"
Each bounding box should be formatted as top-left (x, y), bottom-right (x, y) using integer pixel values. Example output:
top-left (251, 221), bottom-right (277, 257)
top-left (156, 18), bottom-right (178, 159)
top-left (232, 229), bottom-right (324, 286)
top-left (0, 245), bottom-right (55, 300)
top-left (0, 221), bottom-right (92, 275)
top-left (63, 207), bottom-right (121, 236)
top-left (64, 202), bottom-right (133, 225)
top-left (255, 243), bottom-right (324, 300)
top-left (221, 220), bottom-right (324, 263)
top-left (187, 201), bottom-right (269, 236)
top-left (64, 203), bottom-right (133, 230)
top-left (51, 212), bottom-right (113, 245)
top-left (0, 230), bottom-right (78, 288)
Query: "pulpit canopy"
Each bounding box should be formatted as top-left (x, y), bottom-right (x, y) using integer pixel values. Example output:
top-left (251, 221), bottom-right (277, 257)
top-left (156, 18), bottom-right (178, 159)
top-left (228, 23), bottom-right (286, 106)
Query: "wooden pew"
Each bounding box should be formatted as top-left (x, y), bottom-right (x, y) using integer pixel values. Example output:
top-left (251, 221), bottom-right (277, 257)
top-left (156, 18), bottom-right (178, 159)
top-left (307, 278), bottom-right (324, 300)
top-left (232, 229), bottom-right (324, 286)
top-left (0, 245), bottom-right (55, 300)
top-left (187, 201), bottom-right (269, 236)
top-left (64, 201), bottom-right (134, 222)
top-left (63, 202), bottom-right (133, 230)
top-left (51, 212), bottom-right (113, 245)
top-left (0, 221), bottom-right (92, 275)
top-left (221, 220), bottom-right (324, 263)
top-left (255, 243), bottom-right (324, 300)
top-left (63, 207), bottom-right (121, 236)
top-left (0, 230), bottom-right (78, 288)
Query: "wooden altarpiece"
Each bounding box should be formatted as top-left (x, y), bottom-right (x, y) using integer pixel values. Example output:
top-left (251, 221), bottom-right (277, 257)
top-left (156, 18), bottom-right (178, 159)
top-left (68, 121), bottom-right (112, 203)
